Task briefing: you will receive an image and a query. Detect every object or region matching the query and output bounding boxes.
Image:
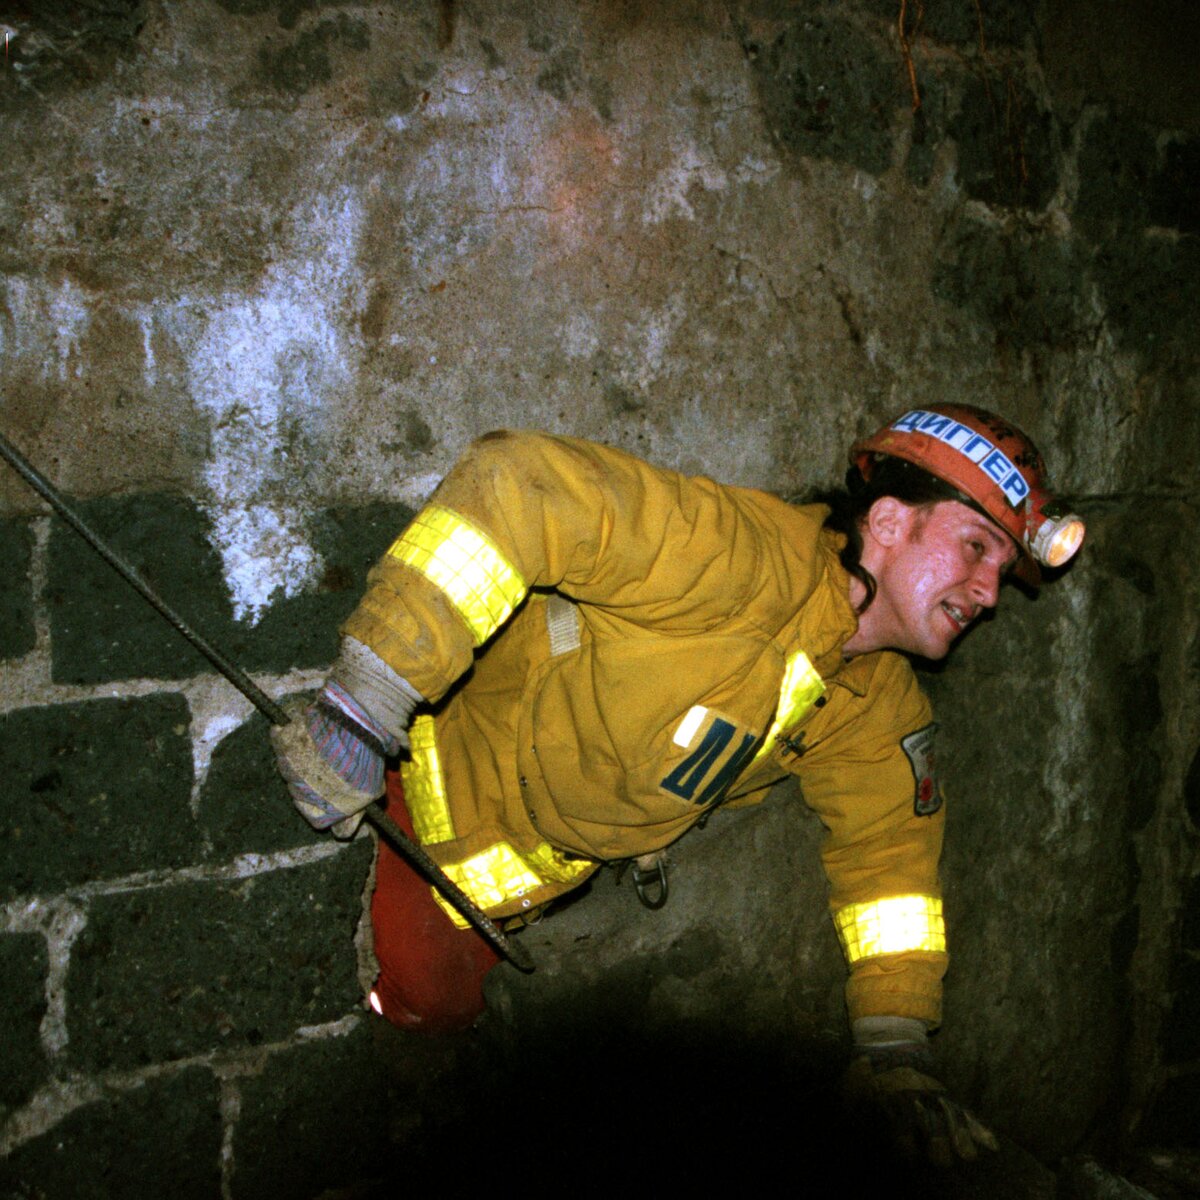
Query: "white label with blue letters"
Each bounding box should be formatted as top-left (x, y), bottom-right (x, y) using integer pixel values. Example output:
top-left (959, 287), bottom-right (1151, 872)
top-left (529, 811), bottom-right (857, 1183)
top-left (892, 409), bottom-right (1029, 508)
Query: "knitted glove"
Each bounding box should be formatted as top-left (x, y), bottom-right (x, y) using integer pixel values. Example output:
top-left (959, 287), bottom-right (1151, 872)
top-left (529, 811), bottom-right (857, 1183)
top-left (271, 640), bottom-right (421, 839)
top-left (844, 1017), bottom-right (999, 1165)
top-left (272, 682), bottom-right (397, 838)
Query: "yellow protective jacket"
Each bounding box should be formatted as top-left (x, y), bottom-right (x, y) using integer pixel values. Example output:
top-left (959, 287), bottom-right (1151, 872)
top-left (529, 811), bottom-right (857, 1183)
top-left (343, 431), bottom-right (948, 1026)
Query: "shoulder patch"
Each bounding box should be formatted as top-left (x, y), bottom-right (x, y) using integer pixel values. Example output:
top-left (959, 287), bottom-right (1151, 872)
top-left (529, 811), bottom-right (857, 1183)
top-left (901, 723), bottom-right (943, 817)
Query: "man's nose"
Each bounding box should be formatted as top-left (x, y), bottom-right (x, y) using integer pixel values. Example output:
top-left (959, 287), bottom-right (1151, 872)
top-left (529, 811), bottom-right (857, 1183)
top-left (970, 562), bottom-right (1002, 608)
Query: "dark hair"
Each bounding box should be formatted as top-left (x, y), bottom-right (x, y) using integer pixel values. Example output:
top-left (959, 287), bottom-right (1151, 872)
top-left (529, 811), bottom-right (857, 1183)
top-left (805, 456), bottom-right (968, 614)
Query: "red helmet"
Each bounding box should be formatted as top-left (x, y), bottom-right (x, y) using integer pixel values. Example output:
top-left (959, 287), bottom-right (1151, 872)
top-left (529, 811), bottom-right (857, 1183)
top-left (850, 404), bottom-right (1085, 585)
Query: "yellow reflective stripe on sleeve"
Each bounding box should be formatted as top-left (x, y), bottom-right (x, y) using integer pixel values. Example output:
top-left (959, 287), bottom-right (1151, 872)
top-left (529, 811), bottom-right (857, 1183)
top-left (401, 715), bottom-right (455, 844)
top-left (432, 842), bottom-right (596, 928)
top-left (752, 650), bottom-right (826, 763)
top-left (386, 505), bottom-right (527, 645)
top-left (834, 894), bottom-right (946, 965)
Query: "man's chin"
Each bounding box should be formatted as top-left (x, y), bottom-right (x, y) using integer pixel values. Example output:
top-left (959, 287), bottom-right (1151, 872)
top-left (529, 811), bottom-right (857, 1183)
top-left (911, 632), bottom-right (954, 661)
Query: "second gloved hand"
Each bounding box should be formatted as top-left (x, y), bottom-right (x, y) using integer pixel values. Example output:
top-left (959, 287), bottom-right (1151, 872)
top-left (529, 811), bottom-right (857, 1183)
top-left (844, 1017), bottom-right (999, 1166)
top-left (272, 638), bottom-right (423, 838)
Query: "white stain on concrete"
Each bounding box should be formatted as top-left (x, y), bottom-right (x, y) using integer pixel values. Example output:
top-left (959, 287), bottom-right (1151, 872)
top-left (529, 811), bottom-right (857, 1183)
top-left (643, 135), bottom-right (729, 224)
top-left (181, 675), bottom-right (255, 807)
top-left (854, 171), bottom-right (878, 202)
top-left (561, 311), bottom-right (599, 359)
top-left (488, 150), bottom-right (516, 204)
top-left (1, 896), bottom-right (88, 1058)
top-left (217, 1076), bottom-right (243, 1197)
top-left (395, 470), bottom-right (444, 507)
top-left (48, 278), bottom-right (90, 381)
top-left (629, 296), bottom-right (686, 388)
top-left (733, 153), bottom-right (780, 184)
top-left (184, 190), bottom-right (364, 624)
top-left (1, 276), bottom-right (92, 381)
top-left (139, 310), bottom-right (157, 388)
top-left (397, 135), bottom-right (498, 277)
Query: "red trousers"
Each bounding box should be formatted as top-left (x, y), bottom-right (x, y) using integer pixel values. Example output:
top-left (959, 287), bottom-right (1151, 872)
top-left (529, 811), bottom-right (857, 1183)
top-left (369, 769), bottom-right (500, 1032)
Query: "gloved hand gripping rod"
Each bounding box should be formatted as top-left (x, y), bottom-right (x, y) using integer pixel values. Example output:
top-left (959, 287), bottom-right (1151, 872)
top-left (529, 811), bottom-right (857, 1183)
top-left (0, 430), bottom-right (533, 973)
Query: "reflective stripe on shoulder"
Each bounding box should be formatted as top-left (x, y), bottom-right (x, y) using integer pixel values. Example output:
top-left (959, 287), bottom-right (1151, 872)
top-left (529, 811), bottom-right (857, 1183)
top-left (386, 505), bottom-right (527, 645)
top-left (752, 650), bottom-right (826, 764)
top-left (834, 894), bottom-right (946, 965)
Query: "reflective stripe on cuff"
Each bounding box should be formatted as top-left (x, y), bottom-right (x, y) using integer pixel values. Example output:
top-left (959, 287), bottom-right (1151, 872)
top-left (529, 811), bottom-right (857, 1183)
top-left (386, 506), bottom-right (527, 645)
top-left (835, 894), bottom-right (946, 964)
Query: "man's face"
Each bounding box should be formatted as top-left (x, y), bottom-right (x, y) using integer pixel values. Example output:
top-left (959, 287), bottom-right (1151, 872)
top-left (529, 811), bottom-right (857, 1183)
top-left (861, 498), bottom-right (1018, 660)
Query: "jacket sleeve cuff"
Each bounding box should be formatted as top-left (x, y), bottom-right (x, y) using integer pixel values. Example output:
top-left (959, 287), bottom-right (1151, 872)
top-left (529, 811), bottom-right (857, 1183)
top-left (845, 951), bottom-right (946, 1030)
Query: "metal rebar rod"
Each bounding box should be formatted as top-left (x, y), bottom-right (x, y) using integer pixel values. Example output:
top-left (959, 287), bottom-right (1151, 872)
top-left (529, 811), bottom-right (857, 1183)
top-left (0, 429), bottom-right (533, 972)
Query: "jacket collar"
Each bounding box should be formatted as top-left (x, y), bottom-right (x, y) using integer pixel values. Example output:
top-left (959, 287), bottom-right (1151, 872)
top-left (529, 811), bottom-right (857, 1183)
top-left (776, 522), bottom-right (868, 695)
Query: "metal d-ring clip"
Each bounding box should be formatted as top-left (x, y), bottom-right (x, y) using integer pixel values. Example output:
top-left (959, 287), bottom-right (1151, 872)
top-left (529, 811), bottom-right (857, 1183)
top-left (631, 858), bottom-right (669, 910)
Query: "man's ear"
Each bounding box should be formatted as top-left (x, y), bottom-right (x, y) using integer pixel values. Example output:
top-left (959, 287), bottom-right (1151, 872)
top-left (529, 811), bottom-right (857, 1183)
top-left (863, 496), bottom-right (915, 549)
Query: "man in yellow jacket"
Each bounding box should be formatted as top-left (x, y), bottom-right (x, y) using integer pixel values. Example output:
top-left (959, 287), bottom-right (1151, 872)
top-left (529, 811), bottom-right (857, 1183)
top-left (273, 403), bottom-right (1084, 1158)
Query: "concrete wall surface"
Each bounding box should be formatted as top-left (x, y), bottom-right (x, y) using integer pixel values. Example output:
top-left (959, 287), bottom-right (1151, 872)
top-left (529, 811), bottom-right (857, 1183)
top-left (1, 1), bottom-right (1198, 1196)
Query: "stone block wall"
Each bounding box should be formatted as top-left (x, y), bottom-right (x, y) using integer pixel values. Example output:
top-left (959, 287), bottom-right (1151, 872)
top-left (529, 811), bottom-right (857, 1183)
top-left (0, 498), bottom-right (414, 1198)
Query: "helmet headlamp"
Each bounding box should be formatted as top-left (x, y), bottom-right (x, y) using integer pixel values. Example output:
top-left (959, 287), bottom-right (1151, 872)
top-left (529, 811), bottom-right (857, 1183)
top-left (1029, 509), bottom-right (1086, 569)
